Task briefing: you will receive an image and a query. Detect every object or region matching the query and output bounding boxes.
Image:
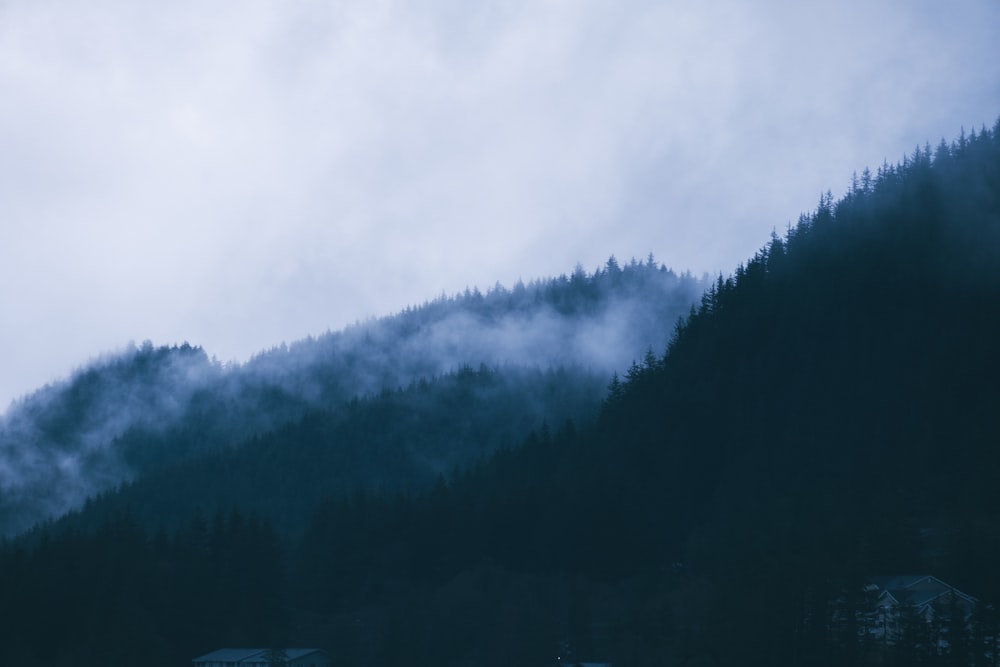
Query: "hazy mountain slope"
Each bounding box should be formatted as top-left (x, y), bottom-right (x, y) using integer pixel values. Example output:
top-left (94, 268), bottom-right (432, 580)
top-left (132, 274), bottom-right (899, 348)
top-left (580, 123), bottom-right (1000, 663)
top-left (2, 121), bottom-right (997, 667)
top-left (0, 343), bottom-right (219, 535)
top-left (288, 121), bottom-right (1000, 665)
top-left (0, 258), bottom-right (704, 536)
top-left (55, 364), bottom-right (604, 537)
top-left (239, 255), bottom-right (701, 398)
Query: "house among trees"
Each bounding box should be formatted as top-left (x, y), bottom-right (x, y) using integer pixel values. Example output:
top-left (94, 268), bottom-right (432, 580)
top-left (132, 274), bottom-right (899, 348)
top-left (866, 575), bottom-right (977, 643)
top-left (192, 648), bottom-right (332, 667)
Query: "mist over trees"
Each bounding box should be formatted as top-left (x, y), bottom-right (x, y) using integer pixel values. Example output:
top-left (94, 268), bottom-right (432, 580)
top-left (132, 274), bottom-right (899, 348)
top-left (0, 119), bottom-right (998, 666)
top-left (56, 363), bottom-right (606, 538)
top-left (0, 258), bottom-right (704, 536)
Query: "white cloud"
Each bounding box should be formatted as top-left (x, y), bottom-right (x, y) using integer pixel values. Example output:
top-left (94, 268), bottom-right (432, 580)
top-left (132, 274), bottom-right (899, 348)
top-left (1, 0), bottom-right (999, 409)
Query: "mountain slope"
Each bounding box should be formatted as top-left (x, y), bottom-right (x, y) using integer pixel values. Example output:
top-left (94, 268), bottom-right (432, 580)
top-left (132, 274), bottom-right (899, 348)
top-left (588, 123), bottom-right (1000, 663)
top-left (0, 257), bottom-right (704, 536)
top-left (288, 120), bottom-right (1000, 665)
top-left (2, 120), bottom-right (997, 666)
top-left (55, 363), bottom-right (604, 537)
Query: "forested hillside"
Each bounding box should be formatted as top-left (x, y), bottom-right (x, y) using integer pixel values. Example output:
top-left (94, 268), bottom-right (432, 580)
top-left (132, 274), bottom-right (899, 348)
top-left (284, 121), bottom-right (1000, 666)
top-left (0, 259), bottom-right (703, 536)
top-left (0, 120), bottom-right (998, 667)
top-left (51, 364), bottom-right (603, 537)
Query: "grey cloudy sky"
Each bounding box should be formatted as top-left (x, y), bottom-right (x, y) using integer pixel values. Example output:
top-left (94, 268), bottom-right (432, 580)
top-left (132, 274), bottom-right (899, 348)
top-left (1, 0), bottom-right (999, 410)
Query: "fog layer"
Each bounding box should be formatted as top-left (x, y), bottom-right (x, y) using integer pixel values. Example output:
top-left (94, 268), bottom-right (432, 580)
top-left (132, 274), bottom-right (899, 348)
top-left (0, 258), bottom-right (704, 535)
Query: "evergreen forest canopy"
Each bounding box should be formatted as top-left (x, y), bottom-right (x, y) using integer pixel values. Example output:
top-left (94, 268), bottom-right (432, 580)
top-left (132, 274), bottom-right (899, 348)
top-left (1, 119), bottom-right (999, 667)
top-left (0, 251), bottom-right (705, 536)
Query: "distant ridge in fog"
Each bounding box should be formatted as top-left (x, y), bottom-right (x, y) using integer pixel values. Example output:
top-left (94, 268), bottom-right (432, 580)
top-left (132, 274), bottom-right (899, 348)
top-left (0, 257), bottom-right (705, 535)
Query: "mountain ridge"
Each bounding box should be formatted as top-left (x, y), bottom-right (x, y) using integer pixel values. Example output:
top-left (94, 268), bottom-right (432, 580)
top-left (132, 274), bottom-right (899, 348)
top-left (0, 257), bottom-right (705, 536)
top-left (1, 119), bottom-right (997, 666)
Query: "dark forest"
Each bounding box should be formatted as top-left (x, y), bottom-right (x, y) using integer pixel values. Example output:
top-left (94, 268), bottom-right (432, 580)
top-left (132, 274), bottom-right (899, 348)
top-left (1, 120), bottom-right (999, 666)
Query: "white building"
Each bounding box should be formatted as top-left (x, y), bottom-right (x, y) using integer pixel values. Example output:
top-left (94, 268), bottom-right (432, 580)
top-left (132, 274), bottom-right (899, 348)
top-left (866, 575), bottom-right (977, 642)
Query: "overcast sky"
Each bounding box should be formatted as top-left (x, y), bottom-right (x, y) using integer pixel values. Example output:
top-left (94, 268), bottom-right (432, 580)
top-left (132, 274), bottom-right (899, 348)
top-left (1, 0), bottom-right (998, 410)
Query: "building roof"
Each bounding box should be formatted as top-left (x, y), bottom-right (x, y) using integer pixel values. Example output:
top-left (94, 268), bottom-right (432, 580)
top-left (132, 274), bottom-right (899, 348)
top-left (194, 648), bottom-right (267, 663)
top-left (193, 648), bottom-right (328, 663)
top-left (278, 649), bottom-right (326, 660)
top-left (869, 575), bottom-right (977, 609)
